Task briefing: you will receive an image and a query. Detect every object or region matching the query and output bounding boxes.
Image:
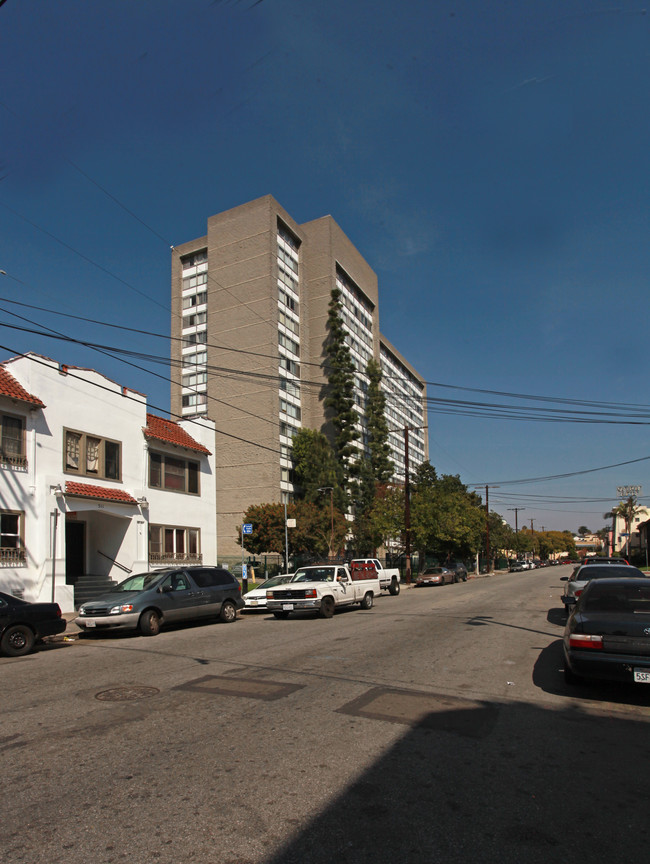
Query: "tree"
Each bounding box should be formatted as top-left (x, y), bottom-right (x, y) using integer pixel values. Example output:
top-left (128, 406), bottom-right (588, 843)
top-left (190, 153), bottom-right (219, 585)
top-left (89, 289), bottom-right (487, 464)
top-left (577, 525), bottom-right (590, 537)
top-left (291, 428), bottom-right (343, 507)
top-left (410, 467), bottom-right (484, 562)
top-left (324, 287), bottom-right (359, 489)
top-left (611, 496), bottom-right (641, 557)
top-left (239, 500), bottom-right (348, 561)
top-left (363, 358), bottom-right (393, 484)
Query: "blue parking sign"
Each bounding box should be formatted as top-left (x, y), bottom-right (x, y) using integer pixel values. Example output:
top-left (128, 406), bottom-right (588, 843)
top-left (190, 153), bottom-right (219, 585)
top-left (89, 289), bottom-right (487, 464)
top-left (242, 523), bottom-right (253, 535)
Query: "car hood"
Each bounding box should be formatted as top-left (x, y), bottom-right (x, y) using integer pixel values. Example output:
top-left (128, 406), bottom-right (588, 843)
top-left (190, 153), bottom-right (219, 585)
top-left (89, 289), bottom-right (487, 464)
top-left (80, 589), bottom-right (151, 607)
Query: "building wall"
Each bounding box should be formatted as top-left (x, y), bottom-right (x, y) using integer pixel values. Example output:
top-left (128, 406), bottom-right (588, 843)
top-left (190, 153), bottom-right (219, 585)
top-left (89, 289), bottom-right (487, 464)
top-left (1, 354), bottom-right (216, 612)
top-left (170, 195), bottom-right (427, 556)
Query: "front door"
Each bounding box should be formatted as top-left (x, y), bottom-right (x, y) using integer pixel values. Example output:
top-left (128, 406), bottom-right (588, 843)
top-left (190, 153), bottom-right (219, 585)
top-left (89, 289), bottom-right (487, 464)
top-left (65, 521), bottom-right (85, 585)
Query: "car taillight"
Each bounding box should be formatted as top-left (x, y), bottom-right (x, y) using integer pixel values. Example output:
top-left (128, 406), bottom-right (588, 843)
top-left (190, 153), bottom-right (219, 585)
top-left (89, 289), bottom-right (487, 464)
top-left (304, 589), bottom-right (317, 598)
top-left (575, 589), bottom-right (583, 597)
top-left (569, 634), bottom-right (603, 650)
top-left (55, 605), bottom-right (62, 618)
top-left (266, 591), bottom-right (274, 599)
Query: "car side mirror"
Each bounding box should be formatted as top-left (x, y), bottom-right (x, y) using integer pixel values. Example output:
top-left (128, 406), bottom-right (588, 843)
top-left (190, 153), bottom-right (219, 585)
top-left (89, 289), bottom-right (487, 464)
top-left (160, 584), bottom-right (173, 593)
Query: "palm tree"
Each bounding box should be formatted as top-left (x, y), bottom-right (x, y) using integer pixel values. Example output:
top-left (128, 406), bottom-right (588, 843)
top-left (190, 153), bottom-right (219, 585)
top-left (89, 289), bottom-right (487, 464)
top-left (609, 497), bottom-right (642, 558)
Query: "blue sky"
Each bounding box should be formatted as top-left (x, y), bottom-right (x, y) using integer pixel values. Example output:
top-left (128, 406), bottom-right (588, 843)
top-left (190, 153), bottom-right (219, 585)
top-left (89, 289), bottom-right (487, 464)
top-left (2, 0), bottom-right (650, 534)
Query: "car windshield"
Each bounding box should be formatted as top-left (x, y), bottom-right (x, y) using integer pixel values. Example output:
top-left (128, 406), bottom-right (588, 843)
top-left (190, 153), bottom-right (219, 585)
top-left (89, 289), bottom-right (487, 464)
top-left (111, 571), bottom-right (166, 592)
top-left (576, 566), bottom-right (643, 583)
top-left (292, 568), bottom-right (335, 582)
top-left (259, 575), bottom-right (290, 589)
top-left (423, 568), bottom-right (444, 574)
top-left (583, 582), bottom-right (650, 614)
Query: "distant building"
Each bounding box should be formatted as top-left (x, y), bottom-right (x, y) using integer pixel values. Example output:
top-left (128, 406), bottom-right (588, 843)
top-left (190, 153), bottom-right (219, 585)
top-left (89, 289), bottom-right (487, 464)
top-left (0, 353), bottom-right (216, 612)
top-left (610, 505), bottom-right (650, 558)
top-left (170, 195), bottom-right (427, 555)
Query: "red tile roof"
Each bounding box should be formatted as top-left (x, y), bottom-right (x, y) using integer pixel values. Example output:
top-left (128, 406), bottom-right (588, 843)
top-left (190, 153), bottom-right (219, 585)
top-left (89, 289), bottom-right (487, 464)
top-left (0, 366), bottom-right (45, 407)
top-left (144, 413), bottom-right (211, 455)
top-left (65, 482), bottom-right (138, 505)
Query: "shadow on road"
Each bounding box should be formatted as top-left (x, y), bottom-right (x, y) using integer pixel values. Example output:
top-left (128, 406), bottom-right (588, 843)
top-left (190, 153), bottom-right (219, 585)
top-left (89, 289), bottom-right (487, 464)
top-left (262, 684), bottom-right (650, 864)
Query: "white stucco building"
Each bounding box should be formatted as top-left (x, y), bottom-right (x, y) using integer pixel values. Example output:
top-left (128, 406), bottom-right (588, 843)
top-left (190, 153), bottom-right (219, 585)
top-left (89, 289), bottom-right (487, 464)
top-left (0, 353), bottom-right (216, 612)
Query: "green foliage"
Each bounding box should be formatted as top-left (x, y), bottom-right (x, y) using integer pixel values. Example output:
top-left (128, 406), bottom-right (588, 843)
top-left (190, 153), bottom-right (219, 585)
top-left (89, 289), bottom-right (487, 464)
top-left (324, 288), bottom-right (359, 481)
top-left (364, 358), bottom-right (393, 484)
top-left (410, 464), bottom-right (484, 559)
top-left (292, 428), bottom-right (341, 503)
top-left (239, 499), bottom-right (348, 560)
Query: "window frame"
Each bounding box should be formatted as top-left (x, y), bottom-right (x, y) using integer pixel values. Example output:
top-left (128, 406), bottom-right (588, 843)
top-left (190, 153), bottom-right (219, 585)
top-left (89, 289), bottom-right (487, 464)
top-left (63, 428), bottom-right (122, 481)
top-left (0, 412), bottom-right (26, 467)
top-left (0, 509), bottom-right (25, 563)
top-left (148, 450), bottom-right (201, 496)
top-left (149, 524), bottom-right (201, 564)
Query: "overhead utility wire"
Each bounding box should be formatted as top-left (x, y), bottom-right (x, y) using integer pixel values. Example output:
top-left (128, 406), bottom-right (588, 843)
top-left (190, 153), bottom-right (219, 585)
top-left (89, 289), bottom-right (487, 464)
top-left (477, 454), bottom-right (650, 487)
top-left (0, 346), bottom-right (283, 457)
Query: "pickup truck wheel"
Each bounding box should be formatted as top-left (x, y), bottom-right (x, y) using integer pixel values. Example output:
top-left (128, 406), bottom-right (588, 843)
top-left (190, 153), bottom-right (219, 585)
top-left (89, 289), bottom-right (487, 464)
top-left (319, 596), bottom-right (335, 618)
top-left (359, 592), bottom-right (374, 610)
top-left (388, 579), bottom-right (400, 596)
top-left (273, 611), bottom-right (290, 619)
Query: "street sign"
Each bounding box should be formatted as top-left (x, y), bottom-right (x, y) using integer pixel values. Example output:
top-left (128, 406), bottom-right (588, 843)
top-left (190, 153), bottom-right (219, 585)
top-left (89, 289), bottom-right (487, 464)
top-left (242, 523), bottom-right (253, 535)
top-left (242, 564), bottom-right (247, 579)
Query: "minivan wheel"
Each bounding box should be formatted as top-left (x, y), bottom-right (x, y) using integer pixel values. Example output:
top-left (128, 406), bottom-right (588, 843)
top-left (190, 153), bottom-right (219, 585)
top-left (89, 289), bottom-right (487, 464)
top-left (219, 600), bottom-right (237, 623)
top-left (139, 609), bottom-right (161, 636)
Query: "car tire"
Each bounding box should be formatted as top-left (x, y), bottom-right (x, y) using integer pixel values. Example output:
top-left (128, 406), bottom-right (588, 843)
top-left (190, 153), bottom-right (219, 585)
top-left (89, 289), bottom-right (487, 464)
top-left (359, 592), bottom-right (374, 610)
top-left (564, 664), bottom-right (583, 686)
top-left (138, 609), bottom-right (161, 637)
top-left (453, 574), bottom-right (459, 584)
top-left (389, 579), bottom-right (400, 596)
top-left (219, 600), bottom-right (237, 623)
top-left (1, 624), bottom-right (35, 657)
top-left (319, 596), bottom-right (335, 618)
top-left (273, 611), bottom-right (290, 619)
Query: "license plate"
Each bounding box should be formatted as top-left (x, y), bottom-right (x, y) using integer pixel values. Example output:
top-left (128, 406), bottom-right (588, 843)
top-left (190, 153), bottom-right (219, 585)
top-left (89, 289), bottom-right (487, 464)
top-left (248, 600), bottom-right (258, 606)
top-left (633, 668), bottom-right (650, 683)
top-left (85, 619), bottom-right (96, 628)
top-left (282, 603), bottom-right (294, 611)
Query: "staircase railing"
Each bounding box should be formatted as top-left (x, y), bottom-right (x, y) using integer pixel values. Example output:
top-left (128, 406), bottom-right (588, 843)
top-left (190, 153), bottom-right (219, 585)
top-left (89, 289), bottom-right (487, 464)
top-left (97, 550), bottom-right (132, 574)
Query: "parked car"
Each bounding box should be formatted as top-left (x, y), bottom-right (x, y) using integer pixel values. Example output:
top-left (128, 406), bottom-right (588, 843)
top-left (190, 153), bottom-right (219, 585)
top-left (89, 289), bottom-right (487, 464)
top-left (563, 577), bottom-right (650, 685)
top-left (0, 591), bottom-right (66, 657)
top-left (444, 561), bottom-right (468, 581)
top-left (265, 563), bottom-right (381, 618)
top-left (582, 556), bottom-right (629, 566)
top-left (243, 574), bottom-right (292, 611)
top-left (75, 566), bottom-right (244, 636)
top-left (509, 561), bottom-right (524, 572)
top-left (562, 564), bottom-right (646, 614)
top-left (416, 566), bottom-right (457, 586)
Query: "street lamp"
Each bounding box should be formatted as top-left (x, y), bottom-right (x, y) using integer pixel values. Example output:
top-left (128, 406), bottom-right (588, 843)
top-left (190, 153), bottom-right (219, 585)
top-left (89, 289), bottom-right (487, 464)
top-left (317, 487), bottom-right (334, 558)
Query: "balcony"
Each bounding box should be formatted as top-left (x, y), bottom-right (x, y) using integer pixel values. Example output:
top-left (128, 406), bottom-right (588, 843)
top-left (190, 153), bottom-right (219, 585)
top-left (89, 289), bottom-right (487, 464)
top-left (1, 453), bottom-right (27, 469)
top-left (149, 552), bottom-right (203, 565)
top-left (0, 548), bottom-right (26, 566)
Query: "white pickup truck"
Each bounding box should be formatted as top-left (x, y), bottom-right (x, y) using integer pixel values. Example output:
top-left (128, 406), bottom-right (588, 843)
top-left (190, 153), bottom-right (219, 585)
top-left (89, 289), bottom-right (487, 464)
top-left (265, 563), bottom-right (381, 619)
top-left (349, 558), bottom-right (401, 595)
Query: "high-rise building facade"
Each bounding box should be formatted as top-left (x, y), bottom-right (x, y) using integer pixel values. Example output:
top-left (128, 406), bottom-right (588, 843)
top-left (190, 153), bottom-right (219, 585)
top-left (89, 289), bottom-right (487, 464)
top-left (171, 196), bottom-right (427, 556)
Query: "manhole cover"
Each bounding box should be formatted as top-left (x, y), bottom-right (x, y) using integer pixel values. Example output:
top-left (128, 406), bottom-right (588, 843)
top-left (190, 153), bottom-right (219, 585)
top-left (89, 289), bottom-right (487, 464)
top-left (95, 686), bottom-right (160, 702)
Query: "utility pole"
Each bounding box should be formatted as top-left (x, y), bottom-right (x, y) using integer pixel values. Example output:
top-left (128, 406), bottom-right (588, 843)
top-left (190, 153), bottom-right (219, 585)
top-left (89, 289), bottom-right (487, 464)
top-left (485, 485), bottom-right (490, 574)
top-left (508, 507), bottom-right (525, 559)
top-left (404, 427), bottom-right (411, 584)
top-left (530, 518), bottom-right (536, 561)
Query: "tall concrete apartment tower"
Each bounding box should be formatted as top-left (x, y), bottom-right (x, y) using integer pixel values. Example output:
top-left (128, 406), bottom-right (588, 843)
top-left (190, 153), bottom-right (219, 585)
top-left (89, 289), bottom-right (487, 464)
top-left (171, 195), bottom-right (427, 557)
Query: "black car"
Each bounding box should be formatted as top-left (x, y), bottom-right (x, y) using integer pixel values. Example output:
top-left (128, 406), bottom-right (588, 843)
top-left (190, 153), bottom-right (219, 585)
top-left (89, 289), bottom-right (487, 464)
top-left (563, 577), bottom-right (650, 685)
top-left (0, 591), bottom-right (67, 657)
top-left (445, 561), bottom-right (468, 581)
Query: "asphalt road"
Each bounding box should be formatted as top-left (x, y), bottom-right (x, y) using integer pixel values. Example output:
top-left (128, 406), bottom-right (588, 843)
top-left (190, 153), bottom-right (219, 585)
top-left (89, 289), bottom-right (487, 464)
top-left (2, 566), bottom-right (650, 864)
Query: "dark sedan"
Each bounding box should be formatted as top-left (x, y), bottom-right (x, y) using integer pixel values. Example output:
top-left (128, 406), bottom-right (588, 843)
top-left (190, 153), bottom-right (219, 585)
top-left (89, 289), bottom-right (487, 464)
top-left (416, 566), bottom-right (457, 586)
top-left (563, 577), bottom-right (650, 685)
top-left (0, 591), bottom-right (66, 657)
